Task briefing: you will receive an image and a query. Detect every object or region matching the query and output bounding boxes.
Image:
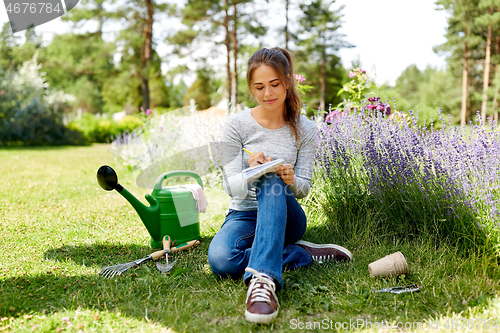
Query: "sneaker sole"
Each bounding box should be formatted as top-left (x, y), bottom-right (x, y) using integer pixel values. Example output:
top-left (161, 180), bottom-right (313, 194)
top-left (295, 240), bottom-right (353, 260)
top-left (245, 309), bottom-right (279, 324)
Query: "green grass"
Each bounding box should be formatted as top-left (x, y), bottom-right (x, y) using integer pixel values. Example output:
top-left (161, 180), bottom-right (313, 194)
top-left (1, 144), bottom-right (500, 332)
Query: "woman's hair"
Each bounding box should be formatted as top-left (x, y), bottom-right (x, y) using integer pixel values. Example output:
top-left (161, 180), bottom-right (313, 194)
top-left (247, 47), bottom-right (303, 143)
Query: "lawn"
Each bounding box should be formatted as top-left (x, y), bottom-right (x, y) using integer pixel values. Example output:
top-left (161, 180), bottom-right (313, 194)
top-left (1, 144), bottom-right (500, 332)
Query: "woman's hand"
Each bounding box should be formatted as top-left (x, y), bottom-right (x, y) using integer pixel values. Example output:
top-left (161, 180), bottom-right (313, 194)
top-left (276, 164), bottom-right (294, 185)
top-left (248, 151), bottom-right (273, 167)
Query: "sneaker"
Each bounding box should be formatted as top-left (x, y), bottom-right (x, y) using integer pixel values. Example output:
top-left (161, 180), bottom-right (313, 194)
top-left (295, 240), bottom-right (353, 263)
top-left (244, 267), bottom-right (280, 324)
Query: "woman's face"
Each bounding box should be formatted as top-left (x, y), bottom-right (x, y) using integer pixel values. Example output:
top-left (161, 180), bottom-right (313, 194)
top-left (251, 65), bottom-right (289, 114)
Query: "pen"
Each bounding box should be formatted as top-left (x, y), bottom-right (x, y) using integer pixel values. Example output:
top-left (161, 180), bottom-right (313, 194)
top-left (243, 148), bottom-right (273, 166)
top-left (242, 148), bottom-right (253, 155)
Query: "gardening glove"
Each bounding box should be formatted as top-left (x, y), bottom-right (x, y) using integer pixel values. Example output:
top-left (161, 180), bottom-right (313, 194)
top-left (185, 184), bottom-right (208, 213)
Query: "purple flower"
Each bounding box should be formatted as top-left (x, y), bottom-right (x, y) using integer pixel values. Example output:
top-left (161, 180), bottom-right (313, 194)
top-left (313, 103), bottom-right (499, 252)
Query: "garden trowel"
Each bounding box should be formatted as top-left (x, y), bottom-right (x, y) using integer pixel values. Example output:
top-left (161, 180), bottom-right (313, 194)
top-left (157, 235), bottom-right (176, 273)
top-left (156, 235), bottom-right (201, 273)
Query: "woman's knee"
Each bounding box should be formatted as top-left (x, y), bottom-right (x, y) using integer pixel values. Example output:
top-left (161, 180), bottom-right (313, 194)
top-left (256, 173), bottom-right (286, 197)
top-left (207, 241), bottom-right (245, 277)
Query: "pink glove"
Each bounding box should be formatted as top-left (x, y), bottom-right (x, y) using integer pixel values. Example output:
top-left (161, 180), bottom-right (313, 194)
top-left (185, 184), bottom-right (208, 213)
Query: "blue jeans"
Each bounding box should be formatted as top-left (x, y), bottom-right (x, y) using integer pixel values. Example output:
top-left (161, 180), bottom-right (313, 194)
top-left (207, 173), bottom-right (312, 290)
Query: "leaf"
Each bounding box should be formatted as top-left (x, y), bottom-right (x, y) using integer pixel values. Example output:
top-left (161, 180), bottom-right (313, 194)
top-left (170, 267), bottom-right (192, 278)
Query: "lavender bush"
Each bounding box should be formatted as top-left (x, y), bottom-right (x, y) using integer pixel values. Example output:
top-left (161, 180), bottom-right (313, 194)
top-left (312, 106), bottom-right (500, 253)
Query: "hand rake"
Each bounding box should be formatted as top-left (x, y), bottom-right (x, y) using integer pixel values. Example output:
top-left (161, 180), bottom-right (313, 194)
top-left (100, 249), bottom-right (165, 279)
top-left (99, 239), bottom-right (201, 278)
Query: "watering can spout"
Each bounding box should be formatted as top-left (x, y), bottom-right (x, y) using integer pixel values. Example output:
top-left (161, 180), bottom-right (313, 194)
top-left (97, 165), bottom-right (162, 242)
top-left (116, 187), bottom-right (161, 241)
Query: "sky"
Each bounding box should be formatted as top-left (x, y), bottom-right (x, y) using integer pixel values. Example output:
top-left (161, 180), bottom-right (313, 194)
top-left (0, 0), bottom-right (450, 86)
top-left (335, 0), bottom-right (450, 85)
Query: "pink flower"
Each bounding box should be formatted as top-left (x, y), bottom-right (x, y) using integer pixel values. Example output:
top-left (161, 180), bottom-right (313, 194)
top-left (294, 74), bottom-right (306, 83)
top-left (326, 110), bottom-right (342, 123)
top-left (146, 109), bottom-right (151, 116)
top-left (350, 68), bottom-right (366, 77)
top-left (140, 107), bottom-right (144, 111)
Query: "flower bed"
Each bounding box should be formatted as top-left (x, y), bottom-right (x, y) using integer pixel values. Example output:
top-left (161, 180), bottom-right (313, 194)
top-left (313, 107), bottom-right (500, 253)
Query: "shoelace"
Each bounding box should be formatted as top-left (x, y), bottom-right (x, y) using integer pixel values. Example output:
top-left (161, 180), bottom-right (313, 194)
top-left (245, 267), bottom-right (280, 308)
top-left (312, 254), bottom-right (333, 262)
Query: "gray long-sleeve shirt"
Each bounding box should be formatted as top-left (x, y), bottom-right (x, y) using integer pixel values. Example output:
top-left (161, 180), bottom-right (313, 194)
top-left (222, 107), bottom-right (317, 211)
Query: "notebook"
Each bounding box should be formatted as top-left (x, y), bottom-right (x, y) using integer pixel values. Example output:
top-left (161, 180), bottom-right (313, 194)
top-left (242, 158), bottom-right (284, 183)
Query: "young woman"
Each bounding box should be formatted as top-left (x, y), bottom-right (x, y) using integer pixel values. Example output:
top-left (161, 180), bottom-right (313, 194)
top-left (208, 47), bottom-right (352, 324)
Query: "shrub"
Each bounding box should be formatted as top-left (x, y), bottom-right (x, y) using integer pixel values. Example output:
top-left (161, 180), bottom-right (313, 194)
top-left (68, 114), bottom-right (143, 143)
top-left (312, 108), bottom-right (500, 254)
top-left (117, 115), bottom-right (143, 132)
top-left (0, 55), bottom-right (86, 146)
top-left (0, 96), bottom-right (87, 146)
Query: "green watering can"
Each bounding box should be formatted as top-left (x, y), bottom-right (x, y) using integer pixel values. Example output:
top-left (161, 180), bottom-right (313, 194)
top-left (97, 165), bottom-right (202, 249)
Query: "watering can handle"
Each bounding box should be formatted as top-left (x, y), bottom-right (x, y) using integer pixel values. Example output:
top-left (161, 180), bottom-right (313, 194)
top-left (153, 170), bottom-right (204, 190)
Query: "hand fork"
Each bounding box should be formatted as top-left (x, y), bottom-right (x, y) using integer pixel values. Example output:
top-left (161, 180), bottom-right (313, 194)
top-left (99, 248), bottom-right (165, 279)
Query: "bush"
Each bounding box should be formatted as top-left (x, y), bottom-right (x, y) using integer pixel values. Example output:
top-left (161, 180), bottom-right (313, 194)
top-left (68, 113), bottom-right (143, 143)
top-left (0, 52), bottom-right (86, 146)
top-left (312, 109), bottom-right (500, 255)
top-left (117, 115), bottom-right (143, 132)
top-left (0, 96), bottom-right (87, 146)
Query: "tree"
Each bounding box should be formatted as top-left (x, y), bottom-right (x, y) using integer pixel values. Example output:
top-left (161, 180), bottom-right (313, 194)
top-left (110, 0), bottom-right (173, 112)
top-left (296, 0), bottom-right (351, 112)
top-left (295, 53), bottom-right (347, 115)
top-left (61, 0), bottom-right (116, 40)
top-left (182, 62), bottom-right (222, 110)
top-left (475, 0), bottom-right (500, 124)
top-left (0, 22), bottom-right (21, 74)
top-left (24, 27), bottom-right (43, 48)
top-left (381, 65), bottom-right (462, 125)
top-left (436, 0), bottom-right (482, 125)
top-left (40, 32), bottom-right (116, 114)
top-left (170, 0), bottom-right (233, 108)
top-left (285, 0), bottom-right (290, 48)
top-left (394, 65), bottom-right (424, 108)
top-left (170, 0), bottom-right (264, 111)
